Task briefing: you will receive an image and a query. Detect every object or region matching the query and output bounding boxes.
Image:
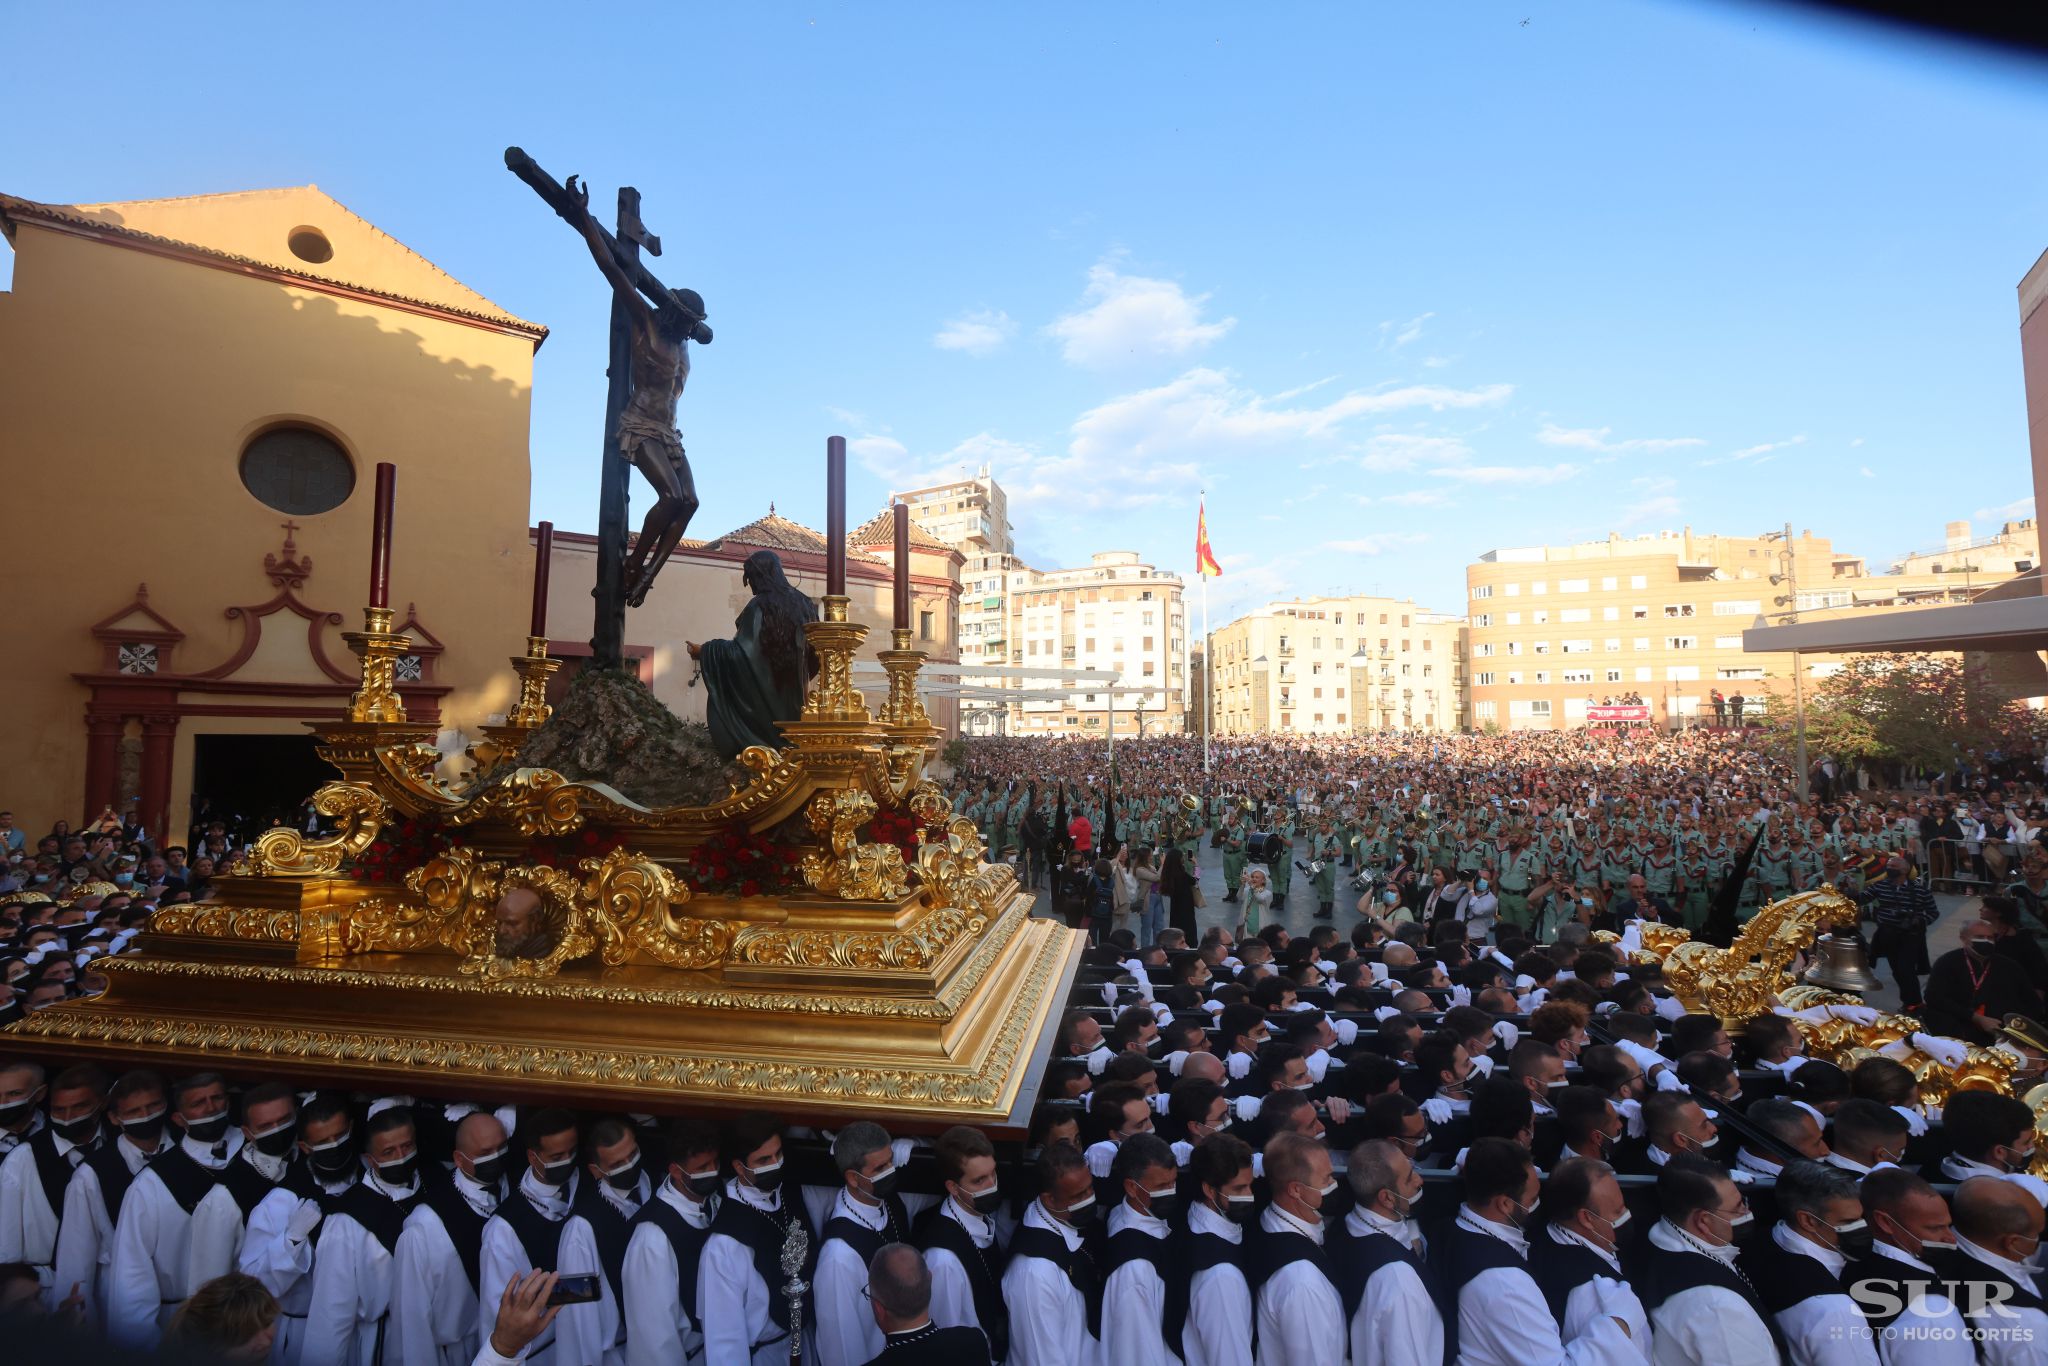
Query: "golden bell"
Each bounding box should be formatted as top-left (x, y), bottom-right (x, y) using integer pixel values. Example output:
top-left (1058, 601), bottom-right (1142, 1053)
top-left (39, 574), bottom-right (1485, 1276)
top-left (1180, 793), bottom-right (1201, 813)
top-left (1802, 931), bottom-right (1882, 995)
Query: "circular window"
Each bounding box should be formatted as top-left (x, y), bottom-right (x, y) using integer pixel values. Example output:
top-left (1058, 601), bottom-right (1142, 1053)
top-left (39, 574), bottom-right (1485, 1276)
top-left (240, 427), bottom-right (355, 515)
top-left (288, 227), bottom-right (333, 264)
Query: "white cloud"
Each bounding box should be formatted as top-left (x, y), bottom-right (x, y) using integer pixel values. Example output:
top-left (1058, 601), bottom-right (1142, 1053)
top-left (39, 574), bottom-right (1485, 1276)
top-left (1976, 495), bottom-right (2035, 521)
top-left (1371, 489), bottom-right (1450, 507)
top-left (1325, 533), bottom-right (1428, 555)
top-left (1618, 476), bottom-right (1679, 527)
top-left (1858, 466), bottom-right (1876, 479)
top-left (848, 435), bottom-right (911, 480)
top-left (1358, 433), bottom-right (1475, 473)
top-left (1727, 434), bottom-right (1808, 461)
top-left (1046, 262), bottom-right (1235, 369)
top-left (850, 431), bottom-right (1037, 491)
top-left (1428, 463), bottom-right (1581, 486)
top-left (933, 308), bottom-right (1017, 356)
top-left (1379, 312), bottom-right (1434, 351)
top-left (1422, 354), bottom-right (1456, 369)
top-left (1536, 423), bottom-right (1705, 454)
top-left (1850, 437), bottom-right (1866, 448)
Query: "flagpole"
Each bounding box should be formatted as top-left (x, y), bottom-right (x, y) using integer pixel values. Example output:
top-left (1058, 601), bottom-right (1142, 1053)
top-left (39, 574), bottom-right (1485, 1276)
top-left (1202, 570), bottom-right (1211, 775)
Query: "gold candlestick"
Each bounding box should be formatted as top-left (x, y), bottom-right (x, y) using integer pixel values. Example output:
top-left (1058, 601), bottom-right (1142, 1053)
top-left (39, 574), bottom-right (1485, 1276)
top-left (877, 627), bottom-right (930, 730)
top-left (800, 595), bottom-right (871, 724)
top-left (342, 605), bottom-right (413, 725)
top-left (506, 635), bottom-right (560, 728)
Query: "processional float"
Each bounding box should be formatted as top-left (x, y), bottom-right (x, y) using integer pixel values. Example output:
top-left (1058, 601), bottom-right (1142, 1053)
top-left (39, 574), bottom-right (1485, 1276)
top-left (8, 148), bottom-right (1081, 1129)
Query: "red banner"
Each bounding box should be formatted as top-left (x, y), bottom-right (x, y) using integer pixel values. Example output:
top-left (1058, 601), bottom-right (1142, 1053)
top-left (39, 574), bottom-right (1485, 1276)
top-left (1586, 705), bottom-right (1652, 722)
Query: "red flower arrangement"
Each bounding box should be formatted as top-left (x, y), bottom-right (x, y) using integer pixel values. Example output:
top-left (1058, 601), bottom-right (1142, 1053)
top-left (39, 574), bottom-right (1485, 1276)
top-left (866, 804), bottom-right (954, 868)
top-left (683, 824), bottom-right (803, 899)
top-left (524, 827), bottom-right (627, 870)
top-left (349, 818), bottom-right (451, 884)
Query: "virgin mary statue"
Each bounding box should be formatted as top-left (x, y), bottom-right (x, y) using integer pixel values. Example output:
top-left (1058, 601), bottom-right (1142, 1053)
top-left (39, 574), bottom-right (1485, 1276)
top-left (687, 550), bottom-right (819, 759)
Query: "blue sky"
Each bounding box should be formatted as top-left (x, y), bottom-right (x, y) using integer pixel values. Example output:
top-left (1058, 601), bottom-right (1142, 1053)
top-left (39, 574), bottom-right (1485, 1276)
top-left (7, 3), bottom-right (2046, 622)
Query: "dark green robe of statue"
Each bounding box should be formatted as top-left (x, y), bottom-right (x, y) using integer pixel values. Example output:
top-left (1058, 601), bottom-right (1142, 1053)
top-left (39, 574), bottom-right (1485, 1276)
top-left (698, 550), bottom-right (817, 760)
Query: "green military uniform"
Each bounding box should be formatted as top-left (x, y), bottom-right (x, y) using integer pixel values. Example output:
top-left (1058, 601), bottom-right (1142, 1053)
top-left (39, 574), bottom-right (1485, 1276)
top-left (1270, 813), bottom-right (1297, 904)
top-left (1311, 826), bottom-right (1343, 919)
top-left (1221, 818), bottom-right (1248, 900)
top-left (1497, 844), bottom-right (1538, 932)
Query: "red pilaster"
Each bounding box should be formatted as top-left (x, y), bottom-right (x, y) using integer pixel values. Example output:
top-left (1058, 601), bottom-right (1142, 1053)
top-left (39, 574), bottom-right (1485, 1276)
top-left (140, 713), bottom-right (179, 847)
top-left (83, 712), bottom-right (124, 826)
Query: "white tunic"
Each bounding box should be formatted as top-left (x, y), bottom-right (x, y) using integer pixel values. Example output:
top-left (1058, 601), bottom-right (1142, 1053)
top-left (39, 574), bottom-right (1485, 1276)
top-left (923, 1196), bottom-right (999, 1339)
top-left (1451, 1206), bottom-right (1638, 1366)
top-left (299, 1168), bottom-right (423, 1366)
top-left (1102, 1201), bottom-right (1182, 1366)
top-left (389, 1170), bottom-right (503, 1366)
top-left (52, 1133), bottom-right (164, 1331)
top-left (1181, 1202), bottom-right (1251, 1366)
top-left (1002, 1197), bottom-right (1096, 1366)
top-left (107, 1133), bottom-right (240, 1347)
top-left (1347, 1207), bottom-right (1440, 1366)
top-left (622, 1177), bottom-right (714, 1366)
top-left (0, 1126), bottom-right (88, 1300)
top-left (1253, 1204), bottom-right (1342, 1366)
top-left (555, 1174), bottom-right (646, 1366)
top-left (1864, 1240), bottom-right (1973, 1366)
top-left (696, 1178), bottom-right (802, 1366)
top-left (1764, 1224), bottom-right (1879, 1366)
top-left (1954, 1236), bottom-right (2048, 1366)
top-left (813, 1187), bottom-right (891, 1366)
top-left (478, 1171), bottom-right (574, 1366)
top-left (238, 1171), bottom-right (358, 1366)
top-left (1644, 1220), bottom-right (1776, 1366)
top-left (1545, 1224), bottom-right (1650, 1363)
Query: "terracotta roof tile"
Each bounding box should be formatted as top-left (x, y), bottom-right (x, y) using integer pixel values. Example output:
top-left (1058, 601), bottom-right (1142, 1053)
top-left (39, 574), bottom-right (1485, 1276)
top-left (849, 509), bottom-right (954, 553)
top-left (698, 509), bottom-right (883, 563)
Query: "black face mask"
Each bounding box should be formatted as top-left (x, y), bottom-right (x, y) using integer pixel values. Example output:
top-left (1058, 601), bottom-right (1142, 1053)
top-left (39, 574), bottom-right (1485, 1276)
top-left (684, 1170), bottom-right (722, 1200)
top-left (602, 1158), bottom-right (643, 1193)
top-left (182, 1112), bottom-right (231, 1145)
top-left (1218, 1195), bottom-right (1258, 1226)
top-left (120, 1110), bottom-right (168, 1147)
top-left (745, 1161), bottom-right (786, 1195)
top-left (534, 1155), bottom-right (576, 1187)
top-left (468, 1149), bottom-right (507, 1187)
top-left (53, 1111), bottom-right (102, 1146)
top-left (1145, 1191), bottom-right (1181, 1224)
top-left (251, 1121), bottom-right (299, 1158)
top-left (1833, 1223), bottom-right (1874, 1259)
top-left (860, 1167), bottom-right (900, 1204)
top-left (374, 1156), bottom-right (418, 1188)
top-left (964, 1185), bottom-right (1004, 1217)
top-left (0, 1095), bottom-right (37, 1130)
top-left (307, 1134), bottom-right (358, 1180)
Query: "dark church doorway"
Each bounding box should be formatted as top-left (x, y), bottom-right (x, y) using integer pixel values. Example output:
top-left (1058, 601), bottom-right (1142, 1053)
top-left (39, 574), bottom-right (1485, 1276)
top-left (188, 733), bottom-right (336, 847)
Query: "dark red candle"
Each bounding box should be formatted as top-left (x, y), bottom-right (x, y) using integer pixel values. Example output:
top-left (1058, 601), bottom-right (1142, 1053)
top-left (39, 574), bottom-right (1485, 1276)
top-left (530, 520), bottom-right (554, 637)
top-left (368, 462), bottom-right (396, 609)
top-left (892, 502), bottom-right (911, 631)
top-left (826, 435), bottom-right (847, 597)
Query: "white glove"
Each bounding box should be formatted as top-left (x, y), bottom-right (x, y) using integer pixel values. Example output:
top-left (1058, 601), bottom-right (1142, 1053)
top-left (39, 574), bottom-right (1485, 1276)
top-left (1910, 1032), bottom-right (1969, 1069)
top-left (1449, 985), bottom-right (1472, 1008)
top-left (1892, 1104), bottom-right (1930, 1137)
top-left (1653, 992), bottom-right (1689, 1023)
top-left (1374, 1006), bottom-right (1402, 1022)
top-left (1492, 1020), bottom-right (1521, 1051)
top-left (1367, 962), bottom-right (1390, 984)
top-left (285, 1200), bottom-right (324, 1243)
top-left (1332, 1018), bottom-right (1359, 1046)
top-left (1619, 923), bottom-right (1644, 955)
top-left (1421, 1097), bottom-right (1456, 1125)
top-left (1227, 1052), bottom-right (1254, 1080)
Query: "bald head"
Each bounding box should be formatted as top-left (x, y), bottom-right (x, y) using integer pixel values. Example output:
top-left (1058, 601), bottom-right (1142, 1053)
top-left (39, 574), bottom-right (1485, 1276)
top-left (1180, 1051), bottom-right (1225, 1086)
top-left (1954, 1175), bottom-right (2045, 1243)
top-left (454, 1110), bottom-right (506, 1158)
top-left (866, 1242), bottom-right (931, 1329)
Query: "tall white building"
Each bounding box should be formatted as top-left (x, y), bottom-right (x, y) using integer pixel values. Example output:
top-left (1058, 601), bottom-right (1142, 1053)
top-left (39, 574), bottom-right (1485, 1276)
top-left (1008, 552), bottom-right (1186, 736)
top-left (894, 469), bottom-right (1017, 732)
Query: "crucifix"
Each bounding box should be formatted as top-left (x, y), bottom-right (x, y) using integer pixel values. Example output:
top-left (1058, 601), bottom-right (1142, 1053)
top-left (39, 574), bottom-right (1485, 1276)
top-left (505, 147), bottom-right (714, 670)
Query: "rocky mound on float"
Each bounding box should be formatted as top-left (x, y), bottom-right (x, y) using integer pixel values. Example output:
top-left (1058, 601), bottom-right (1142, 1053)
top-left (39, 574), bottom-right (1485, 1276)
top-left (507, 666), bottom-right (736, 809)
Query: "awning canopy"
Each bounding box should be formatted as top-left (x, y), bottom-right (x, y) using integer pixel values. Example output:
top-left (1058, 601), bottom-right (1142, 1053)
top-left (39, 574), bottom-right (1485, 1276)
top-left (1744, 592), bottom-right (2048, 655)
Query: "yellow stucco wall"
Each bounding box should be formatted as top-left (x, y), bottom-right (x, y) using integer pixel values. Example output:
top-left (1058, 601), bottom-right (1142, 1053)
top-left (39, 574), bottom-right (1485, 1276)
top-left (0, 197), bottom-right (537, 837)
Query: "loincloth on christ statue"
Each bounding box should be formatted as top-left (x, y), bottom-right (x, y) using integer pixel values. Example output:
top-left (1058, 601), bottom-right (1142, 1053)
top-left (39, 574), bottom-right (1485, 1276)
top-left (616, 409), bottom-right (686, 468)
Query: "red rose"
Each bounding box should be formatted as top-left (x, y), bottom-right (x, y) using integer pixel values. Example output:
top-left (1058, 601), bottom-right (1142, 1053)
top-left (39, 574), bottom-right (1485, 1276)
top-left (741, 879), bottom-right (761, 897)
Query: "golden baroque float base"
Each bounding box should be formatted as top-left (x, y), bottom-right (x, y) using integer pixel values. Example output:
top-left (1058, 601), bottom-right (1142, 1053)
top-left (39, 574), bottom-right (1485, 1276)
top-left (16, 890), bottom-right (1078, 1129)
top-left (7, 595), bottom-right (1085, 1132)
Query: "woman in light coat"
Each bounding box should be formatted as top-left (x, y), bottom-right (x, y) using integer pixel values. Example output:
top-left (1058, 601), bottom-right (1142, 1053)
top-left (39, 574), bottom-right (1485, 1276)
top-left (1132, 846), bottom-right (1164, 946)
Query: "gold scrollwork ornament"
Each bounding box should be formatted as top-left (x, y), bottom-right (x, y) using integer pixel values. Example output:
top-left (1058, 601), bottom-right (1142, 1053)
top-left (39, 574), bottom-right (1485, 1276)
top-left (799, 789), bottom-right (908, 901)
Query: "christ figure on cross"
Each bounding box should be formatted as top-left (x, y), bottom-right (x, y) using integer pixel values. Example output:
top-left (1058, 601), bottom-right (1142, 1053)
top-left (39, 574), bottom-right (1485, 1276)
top-left (561, 175), bottom-right (703, 607)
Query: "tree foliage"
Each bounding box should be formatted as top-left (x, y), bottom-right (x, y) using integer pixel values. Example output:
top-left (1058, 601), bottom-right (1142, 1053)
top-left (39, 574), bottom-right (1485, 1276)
top-left (1765, 653), bottom-right (2047, 771)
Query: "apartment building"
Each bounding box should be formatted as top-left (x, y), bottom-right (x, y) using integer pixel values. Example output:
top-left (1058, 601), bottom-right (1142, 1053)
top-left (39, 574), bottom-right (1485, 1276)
top-left (1465, 524), bottom-right (2031, 730)
top-left (1209, 595), bottom-right (1468, 736)
top-left (894, 468), bottom-right (1016, 731)
top-left (1007, 552), bottom-right (1187, 735)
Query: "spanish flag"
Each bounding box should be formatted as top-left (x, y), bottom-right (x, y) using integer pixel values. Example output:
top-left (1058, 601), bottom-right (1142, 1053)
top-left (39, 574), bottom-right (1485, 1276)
top-left (1195, 499), bottom-right (1223, 578)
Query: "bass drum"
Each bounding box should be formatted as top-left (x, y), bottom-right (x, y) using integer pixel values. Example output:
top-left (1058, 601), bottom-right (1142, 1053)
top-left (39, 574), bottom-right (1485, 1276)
top-left (1246, 831), bottom-right (1288, 864)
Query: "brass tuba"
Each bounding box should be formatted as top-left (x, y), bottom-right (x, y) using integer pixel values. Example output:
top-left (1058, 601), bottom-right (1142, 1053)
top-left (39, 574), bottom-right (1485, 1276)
top-left (1180, 793), bottom-right (1201, 813)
